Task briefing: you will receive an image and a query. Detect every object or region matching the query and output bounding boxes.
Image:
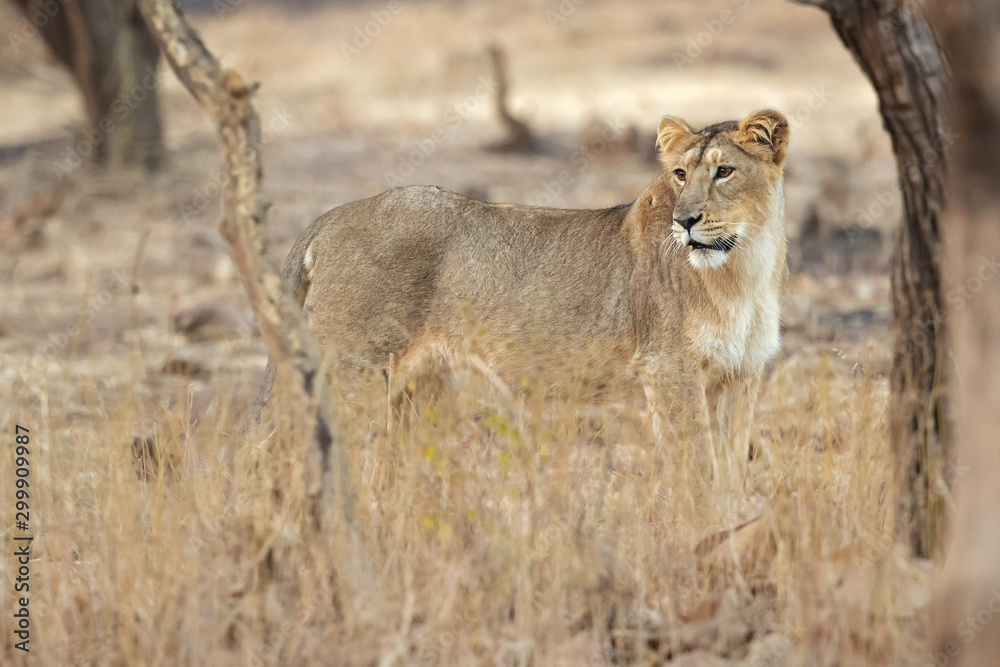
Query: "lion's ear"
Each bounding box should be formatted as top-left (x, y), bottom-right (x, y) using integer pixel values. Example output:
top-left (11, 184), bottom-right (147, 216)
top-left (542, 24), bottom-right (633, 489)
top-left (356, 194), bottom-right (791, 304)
top-left (737, 109), bottom-right (789, 166)
top-left (656, 116), bottom-right (693, 164)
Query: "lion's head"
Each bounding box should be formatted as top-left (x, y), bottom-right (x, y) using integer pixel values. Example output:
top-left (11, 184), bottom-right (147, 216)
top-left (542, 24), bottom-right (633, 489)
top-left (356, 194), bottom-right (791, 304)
top-left (654, 109), bottom-right (789, 269)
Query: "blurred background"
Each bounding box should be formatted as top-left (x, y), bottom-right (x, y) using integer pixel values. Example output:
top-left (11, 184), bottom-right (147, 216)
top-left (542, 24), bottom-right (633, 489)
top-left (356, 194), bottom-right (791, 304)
top-left (2, 3), bottom-right (952, 664)
top-left (0, 0), bottom-right (895, 418)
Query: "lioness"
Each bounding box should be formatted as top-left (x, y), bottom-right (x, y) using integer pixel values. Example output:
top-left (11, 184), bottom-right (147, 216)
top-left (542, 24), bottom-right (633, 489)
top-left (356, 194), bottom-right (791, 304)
top-left (256, 109), bottom-right (789, 493)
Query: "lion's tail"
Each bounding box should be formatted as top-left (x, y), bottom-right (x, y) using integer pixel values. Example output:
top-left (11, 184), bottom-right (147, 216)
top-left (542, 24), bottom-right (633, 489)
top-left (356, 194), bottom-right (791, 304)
top-left (282, 228), bottom-right (318, 309)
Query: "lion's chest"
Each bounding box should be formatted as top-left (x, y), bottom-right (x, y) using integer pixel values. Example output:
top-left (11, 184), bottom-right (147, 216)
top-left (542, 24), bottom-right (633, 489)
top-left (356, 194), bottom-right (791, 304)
top-left (689, 288), bottom-right (781, 378)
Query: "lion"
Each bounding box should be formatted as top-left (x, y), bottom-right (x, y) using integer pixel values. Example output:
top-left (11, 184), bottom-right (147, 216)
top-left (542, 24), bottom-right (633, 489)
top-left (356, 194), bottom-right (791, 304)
top-left (254, 109), bottom-right (789, 498)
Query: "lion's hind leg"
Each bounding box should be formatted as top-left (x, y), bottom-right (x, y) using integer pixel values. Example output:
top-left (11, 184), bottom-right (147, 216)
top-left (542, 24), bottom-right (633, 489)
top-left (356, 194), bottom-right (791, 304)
top-left (389, 343), bottom-right (455, 431)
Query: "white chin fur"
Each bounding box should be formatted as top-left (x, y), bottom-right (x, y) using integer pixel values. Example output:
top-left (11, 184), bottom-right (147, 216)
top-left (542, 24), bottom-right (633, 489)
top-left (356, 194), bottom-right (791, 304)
top-left (687, 248), bottom-right (730, 269)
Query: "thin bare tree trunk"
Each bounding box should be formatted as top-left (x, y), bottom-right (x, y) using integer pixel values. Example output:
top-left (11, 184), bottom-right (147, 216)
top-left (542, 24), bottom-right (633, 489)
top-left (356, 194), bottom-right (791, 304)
top-left (136, 0), bottom-right (354, 529)
top-left (121, 1), bottom-right (164, 170)
top-left (11, 0), bottom-right (163, 169)
top-left (926, 1), bottom-right (1000, 663)
top-left (794, 0), bottom-right (950, 559)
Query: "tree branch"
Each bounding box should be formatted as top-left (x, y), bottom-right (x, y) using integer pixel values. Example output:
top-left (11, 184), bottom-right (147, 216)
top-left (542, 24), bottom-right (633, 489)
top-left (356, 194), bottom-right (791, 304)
top-left (136, 0), bottom-right (354, 528)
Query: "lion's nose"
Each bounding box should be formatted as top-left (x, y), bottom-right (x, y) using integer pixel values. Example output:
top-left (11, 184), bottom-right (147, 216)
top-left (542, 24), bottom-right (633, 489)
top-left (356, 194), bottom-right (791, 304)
top-left (674, 213), bottom-right (703, 230)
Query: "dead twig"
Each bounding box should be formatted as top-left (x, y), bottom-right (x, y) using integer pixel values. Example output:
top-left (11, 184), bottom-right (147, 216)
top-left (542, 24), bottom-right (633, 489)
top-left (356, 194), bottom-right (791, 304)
top-left (487, 44), bottom-right (538, 153)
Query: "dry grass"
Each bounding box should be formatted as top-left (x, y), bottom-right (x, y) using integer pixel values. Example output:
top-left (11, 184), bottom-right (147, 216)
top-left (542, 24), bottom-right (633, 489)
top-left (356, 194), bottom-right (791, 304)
top-left (1, 336), bottom-right (931, 665)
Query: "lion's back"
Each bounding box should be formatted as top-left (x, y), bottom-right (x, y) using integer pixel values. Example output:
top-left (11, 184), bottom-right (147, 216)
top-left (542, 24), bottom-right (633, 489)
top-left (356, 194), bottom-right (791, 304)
top-left (290, 184), bottom-right (633, 370)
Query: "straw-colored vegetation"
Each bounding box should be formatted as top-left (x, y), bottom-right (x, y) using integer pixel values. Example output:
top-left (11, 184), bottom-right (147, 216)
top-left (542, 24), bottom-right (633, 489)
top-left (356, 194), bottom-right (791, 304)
top-left (3, 342), bottom-right (931, 665)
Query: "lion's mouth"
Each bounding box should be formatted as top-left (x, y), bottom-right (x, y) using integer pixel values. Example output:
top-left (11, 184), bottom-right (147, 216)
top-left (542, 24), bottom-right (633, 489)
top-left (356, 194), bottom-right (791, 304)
top-left (688, 235), bottom-right (738, 252)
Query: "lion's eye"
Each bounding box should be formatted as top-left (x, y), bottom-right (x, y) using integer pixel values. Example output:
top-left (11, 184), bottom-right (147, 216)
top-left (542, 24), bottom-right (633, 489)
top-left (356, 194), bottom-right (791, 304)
top-left (716, 166), bottom-right (735, 179)
top-left (674, 169), bottom-right (686, 182)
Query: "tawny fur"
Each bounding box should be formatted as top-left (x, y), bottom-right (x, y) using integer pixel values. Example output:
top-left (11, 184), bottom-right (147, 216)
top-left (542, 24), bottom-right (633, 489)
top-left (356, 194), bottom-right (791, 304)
top-left (254, 109), bottom-right (790, 496)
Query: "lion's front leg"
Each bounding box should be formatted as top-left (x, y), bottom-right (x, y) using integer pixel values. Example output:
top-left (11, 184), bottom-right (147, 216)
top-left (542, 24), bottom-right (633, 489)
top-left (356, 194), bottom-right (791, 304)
top-left (716, 373), bottom-right (761, 492)
top-left (640, 360), bottom-right (717, 512)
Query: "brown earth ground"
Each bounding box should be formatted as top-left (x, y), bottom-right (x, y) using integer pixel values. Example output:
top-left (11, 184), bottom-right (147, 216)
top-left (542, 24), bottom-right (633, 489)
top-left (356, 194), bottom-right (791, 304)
top-left (0, 1), bottom-right (934, 665)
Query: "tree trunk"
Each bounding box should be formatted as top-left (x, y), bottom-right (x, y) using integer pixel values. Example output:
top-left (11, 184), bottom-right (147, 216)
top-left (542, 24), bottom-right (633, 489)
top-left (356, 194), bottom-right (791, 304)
top-left (12, 0), bottom-right (163, 169)
top-left (926, 1), bottom-right (1000, 663)
top-left (120, 0), bottom-right (164, 170)
top-left (794, 0), bottom-right (950, 560)
top-left (135, 0), bottom-right (355, 530)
